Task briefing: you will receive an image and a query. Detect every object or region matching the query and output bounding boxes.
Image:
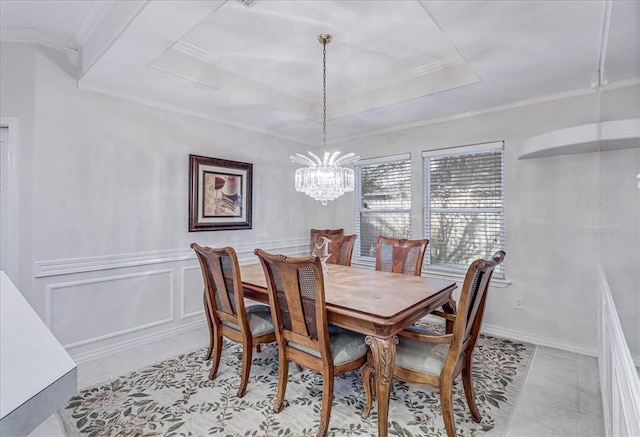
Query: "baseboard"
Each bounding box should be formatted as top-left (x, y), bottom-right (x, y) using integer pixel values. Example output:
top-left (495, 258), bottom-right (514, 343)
top-left (482, 323), bottom-right (598, 357)
top-left (420, 315), bottom-right (603, 358)
top-left (70, 320), bottom-right (207, 364)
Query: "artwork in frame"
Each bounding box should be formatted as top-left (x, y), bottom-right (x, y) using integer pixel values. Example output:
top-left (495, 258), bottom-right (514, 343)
top-left (189, 154), bottom-right (253, 231)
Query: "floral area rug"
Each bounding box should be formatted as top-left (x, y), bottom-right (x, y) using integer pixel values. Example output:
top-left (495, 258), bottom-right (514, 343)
top-left (58, 325), bottom-right (534, 437)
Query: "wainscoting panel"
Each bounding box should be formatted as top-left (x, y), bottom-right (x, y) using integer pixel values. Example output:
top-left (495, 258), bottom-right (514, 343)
top-left (181, 265), bottom-right (204, 320)
top-left (46, 270), bottom-right (174, 348)
top-left (35, 238), bottom-right (307, 361)
top-left (598, 269), bottom-right (640, 436)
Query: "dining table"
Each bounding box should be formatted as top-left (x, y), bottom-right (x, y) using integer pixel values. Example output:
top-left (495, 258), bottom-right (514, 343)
top-left (239, 262), bottom-right (457, 437)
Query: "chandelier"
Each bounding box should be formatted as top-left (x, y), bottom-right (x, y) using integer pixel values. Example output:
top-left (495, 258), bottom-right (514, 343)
top-left (290, 34), bottom-right (358, 205)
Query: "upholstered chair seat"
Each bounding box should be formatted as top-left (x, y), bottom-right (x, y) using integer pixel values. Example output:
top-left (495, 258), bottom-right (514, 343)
top-left (289, 329), bottom-right (367, 366)
top-left (394, 326), bottom-right (449, 374)
top-left (220, 304), bottom-right (275, 337)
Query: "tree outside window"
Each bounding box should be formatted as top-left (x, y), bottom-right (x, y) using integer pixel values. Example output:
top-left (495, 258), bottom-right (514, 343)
top-left (355, 155), bottom-right (412, 262)
top-left (424, 142), bottom-right (505, 278)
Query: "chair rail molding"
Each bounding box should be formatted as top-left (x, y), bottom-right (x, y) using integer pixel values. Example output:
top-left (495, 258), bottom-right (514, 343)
top-left (34, 237), bottom-right (308, 277)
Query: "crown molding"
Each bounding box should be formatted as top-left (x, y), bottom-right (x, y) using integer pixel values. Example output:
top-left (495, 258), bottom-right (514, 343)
top-left (0, 28), bottom-right (79, 59)
top-left (333, 77), bottom-right (640, 145)
top-left (73, 0), bottom-right (115, 46)
top-left (77, 82), bottom-right (312, 147)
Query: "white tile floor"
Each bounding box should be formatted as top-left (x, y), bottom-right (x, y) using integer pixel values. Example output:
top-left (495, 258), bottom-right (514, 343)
top-left (505, 346), bottom-right (604, 436)
top-left (30, 327), bottom-right (605, 436)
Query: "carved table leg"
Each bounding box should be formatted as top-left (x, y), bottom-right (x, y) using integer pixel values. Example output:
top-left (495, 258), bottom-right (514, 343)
top-left (365, 335), bottom-right (399, 437)
top-left (442, 297), bottom-right (457, 335)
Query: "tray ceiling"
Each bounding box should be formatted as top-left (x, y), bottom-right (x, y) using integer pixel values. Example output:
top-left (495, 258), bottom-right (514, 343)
top-left (1, 0), bottom-right (638, 146)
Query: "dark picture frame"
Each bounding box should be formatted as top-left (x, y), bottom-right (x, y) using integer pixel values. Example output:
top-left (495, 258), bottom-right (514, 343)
top-left (189, 154), bottom-right (253, 231)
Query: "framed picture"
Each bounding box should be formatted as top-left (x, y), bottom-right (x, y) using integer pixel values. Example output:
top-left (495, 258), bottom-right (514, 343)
top-left (189, 154), bottom-right (253, 231)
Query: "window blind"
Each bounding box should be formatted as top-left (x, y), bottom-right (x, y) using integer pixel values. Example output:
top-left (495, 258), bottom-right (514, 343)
top-left (423, 142), bottom-right (505, 278)
top-left (355, 154), bottom-right (411, 264)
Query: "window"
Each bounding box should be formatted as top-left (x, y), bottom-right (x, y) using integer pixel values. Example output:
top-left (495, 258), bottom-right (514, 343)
top-left (354, 154), bottom-right (412, 264)
top-left (423, 141), bottom-right (505, 278)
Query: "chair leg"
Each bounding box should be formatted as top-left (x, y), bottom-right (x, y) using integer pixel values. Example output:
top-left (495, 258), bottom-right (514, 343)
top-left (256, 344), bottom-right (261, 353)
top-left (361, 363), bottom-right (374, 419)
top-left (273, 354), bottom-right (289, 413)
top-left (208, 324), bottom-right (223, 380)
top-left (462, 358), bottom-right (481, 422)
top-left (203, 292), bottom-right (214, 360)
top-left (442, 298), bottom-right (457, 335)
top-left (237, 340), bottom-right (253, 398)
top-left (440, 377), bottom-right (457, 437)
top-left (317, 371), bottom-right (334, 437)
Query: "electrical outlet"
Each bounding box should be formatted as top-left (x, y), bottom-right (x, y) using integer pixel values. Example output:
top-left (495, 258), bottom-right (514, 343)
top-left (514, 297), bottom-right (524, 310)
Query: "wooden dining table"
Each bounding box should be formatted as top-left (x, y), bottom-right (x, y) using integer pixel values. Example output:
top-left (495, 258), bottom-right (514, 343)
top-left (239, 262), bottom-right (457, 437)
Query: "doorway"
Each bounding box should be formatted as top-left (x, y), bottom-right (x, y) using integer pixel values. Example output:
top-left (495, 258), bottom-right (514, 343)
top-left (0, 120), bottom-right (18, 281)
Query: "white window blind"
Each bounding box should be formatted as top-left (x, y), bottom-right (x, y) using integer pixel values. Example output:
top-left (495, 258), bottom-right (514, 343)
top-left (355, 154), bottom-right (411, 264)
top-left (423, 141), bottom-right (505, 278)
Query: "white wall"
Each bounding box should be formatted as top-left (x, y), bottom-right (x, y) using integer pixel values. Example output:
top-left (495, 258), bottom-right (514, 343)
top-left (334, 88), bottom-right (639, 359)
top-left (0, 43), bottom-right (339, 360)
top-left (0, 43), bottom-right (36, 306)
top-left (2, 42), bottom-right (638, 362)
top-left (599, 86), bottom-right (640, 361)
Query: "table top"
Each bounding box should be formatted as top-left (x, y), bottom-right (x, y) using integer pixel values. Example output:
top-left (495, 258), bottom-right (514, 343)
top-left (240, 263), bottom-right (456, 323)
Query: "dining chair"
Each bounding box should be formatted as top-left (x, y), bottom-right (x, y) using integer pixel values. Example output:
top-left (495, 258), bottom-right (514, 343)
top-left (310, 228), bottom-right (344, 254)
top-left (254, 249), bottom-right (368, 437)
top-left (325, 234), bottom-right (357, 267)
top-left (362, 250), bottom-right (506, 437)
top-left (191, 243), bottom-right (276, 398)
top-left (375, 236), bottom-right (429, 276)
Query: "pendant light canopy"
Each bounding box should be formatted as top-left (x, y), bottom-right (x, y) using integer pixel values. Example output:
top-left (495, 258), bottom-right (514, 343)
top-left (290, 34), bottom-right (358, 205)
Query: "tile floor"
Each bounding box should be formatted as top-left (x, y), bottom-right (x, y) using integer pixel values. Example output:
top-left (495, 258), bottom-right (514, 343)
top-left (29, 327), bottom-right (605, 436)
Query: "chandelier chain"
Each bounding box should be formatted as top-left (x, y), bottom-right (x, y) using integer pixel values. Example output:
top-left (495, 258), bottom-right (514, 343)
top-left (289, 33), bottom-right (358, 205)
top-left (322, 38), bottom-right (327, 151)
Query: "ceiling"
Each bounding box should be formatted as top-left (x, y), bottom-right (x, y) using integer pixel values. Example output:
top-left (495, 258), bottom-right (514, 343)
top-left (1, 0), bottom-right (638, 146)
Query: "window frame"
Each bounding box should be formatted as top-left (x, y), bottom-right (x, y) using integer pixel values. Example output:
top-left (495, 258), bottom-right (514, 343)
top-left (354, 153), bottom-right (412, 266)
top-left (423, 141), bottom-right (506, 279)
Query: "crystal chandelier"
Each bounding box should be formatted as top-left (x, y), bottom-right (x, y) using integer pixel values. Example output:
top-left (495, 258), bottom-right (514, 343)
top-left (290, 34), bottom-right (358, 206)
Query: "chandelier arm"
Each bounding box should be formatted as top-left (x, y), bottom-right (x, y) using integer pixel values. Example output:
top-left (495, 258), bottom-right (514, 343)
top-left (290, 154), bottom-right (319, 166)
top-left (327, 151), bottom-right (341, 166)
top-left (333, 152), bottom-right (358, 166)
top-left (307, 151), bottom-right (323, 166)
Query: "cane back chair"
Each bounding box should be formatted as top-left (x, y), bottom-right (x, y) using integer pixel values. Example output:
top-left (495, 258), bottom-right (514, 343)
top-left (325, 234), bottom-right (357, 267)
top-left (310, 228), bottom-right (344, 254)
top-left (375, 236), bottom-right (429, 276)
top-left (191, 243), bottom-right (276, 398)
top-left (362, 251), bottom-right (506, 437)
top-left (254, 249), bottom-right (368, 437)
